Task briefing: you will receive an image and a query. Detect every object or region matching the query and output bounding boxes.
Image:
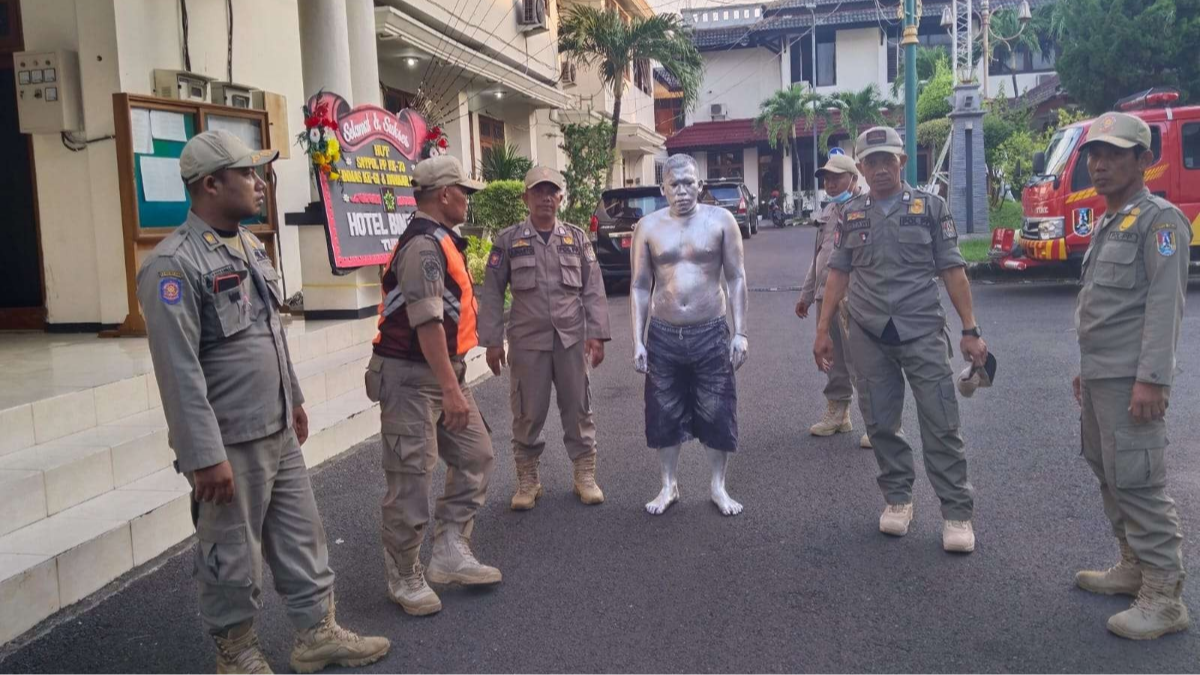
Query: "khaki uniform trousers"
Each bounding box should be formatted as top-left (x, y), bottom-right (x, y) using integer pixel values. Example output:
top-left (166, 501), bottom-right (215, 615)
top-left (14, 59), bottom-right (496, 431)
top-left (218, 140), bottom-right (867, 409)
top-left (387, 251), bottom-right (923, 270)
top-left (369, 355), bottom-right (495, 558)
top-left (190, 426), bottom-right (334, 635)
top-left (817, 299), bottom-right (856, 403)
top-left (1080, 377), bottom-right (1184, 573)
top-left (848, 321), bottom-right (974, 521)
top-left (509, 334), bottom-right (597, 461)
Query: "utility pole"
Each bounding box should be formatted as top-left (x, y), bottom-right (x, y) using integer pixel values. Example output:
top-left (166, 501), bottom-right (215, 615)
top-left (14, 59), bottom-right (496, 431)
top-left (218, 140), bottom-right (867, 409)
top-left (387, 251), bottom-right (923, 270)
top-left (901, 0), bottom-right (918, 184)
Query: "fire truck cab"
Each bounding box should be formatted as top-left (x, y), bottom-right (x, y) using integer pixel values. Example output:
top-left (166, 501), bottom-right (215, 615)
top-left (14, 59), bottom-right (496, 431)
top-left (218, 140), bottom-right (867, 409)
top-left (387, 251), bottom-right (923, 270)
top-left (992, 88), bottom-right (1200, 271)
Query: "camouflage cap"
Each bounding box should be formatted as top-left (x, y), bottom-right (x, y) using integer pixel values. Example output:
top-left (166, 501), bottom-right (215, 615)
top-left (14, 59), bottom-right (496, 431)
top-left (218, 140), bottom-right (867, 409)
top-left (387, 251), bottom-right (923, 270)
top-left (854, 126), bottom-right (905, 159)
top-left (1079, 112), bottom-right (1152, 152)
top-left (179, 130), bottom-right (278, 184)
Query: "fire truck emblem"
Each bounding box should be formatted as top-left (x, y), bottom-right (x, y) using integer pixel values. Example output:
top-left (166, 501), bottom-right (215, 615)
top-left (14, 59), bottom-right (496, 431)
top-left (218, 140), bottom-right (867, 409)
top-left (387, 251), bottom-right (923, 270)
top-left (1073, 208), bottom-right (1094, 237)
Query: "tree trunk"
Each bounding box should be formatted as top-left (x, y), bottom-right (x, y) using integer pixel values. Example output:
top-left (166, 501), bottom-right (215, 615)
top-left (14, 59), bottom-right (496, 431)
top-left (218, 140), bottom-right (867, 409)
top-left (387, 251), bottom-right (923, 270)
top-left (606, 79), bottom-right (624, 188)
top-left (791, 134), bottom-right (801, 209)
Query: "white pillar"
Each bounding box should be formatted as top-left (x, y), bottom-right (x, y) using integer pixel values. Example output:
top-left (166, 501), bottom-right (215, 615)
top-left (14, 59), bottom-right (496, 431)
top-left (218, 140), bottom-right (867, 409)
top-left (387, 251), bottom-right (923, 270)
top-left (743, 146), bottom-right (760, 196)
top-left (781, 143), bottom-right (794, 197)
top-left (346, 0), bottom-right (381, 107)
top-left (780, 37), bottom-right (792, 89)
top-left (296, 0), bottom-right (378, 319)
top-left (440, 91), bottom-right (474, 174)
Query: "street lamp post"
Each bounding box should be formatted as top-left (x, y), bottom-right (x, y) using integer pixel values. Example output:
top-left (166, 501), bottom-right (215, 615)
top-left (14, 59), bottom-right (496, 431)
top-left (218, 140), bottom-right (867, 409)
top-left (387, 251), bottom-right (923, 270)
top-left (901, 0), bottom-right (918, 184)
top-left (805, 3), bottom-right (819, 214)
top-left (940, 0), bottom-right (1032, 93)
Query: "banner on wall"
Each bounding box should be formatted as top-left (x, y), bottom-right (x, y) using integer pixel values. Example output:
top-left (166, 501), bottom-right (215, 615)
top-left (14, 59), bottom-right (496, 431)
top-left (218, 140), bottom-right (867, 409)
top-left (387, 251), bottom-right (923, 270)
top-left (303, 91), bottom-right (429, 272)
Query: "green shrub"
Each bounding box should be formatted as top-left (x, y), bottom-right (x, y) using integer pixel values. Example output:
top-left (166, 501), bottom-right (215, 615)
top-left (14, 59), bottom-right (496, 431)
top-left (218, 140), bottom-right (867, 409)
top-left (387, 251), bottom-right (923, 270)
top-left (916, 60), bottom-right (953, 124)
top-left (465, 235), bottom-right (491, 284)
top-left (471, 180), bottom-right (528, 234)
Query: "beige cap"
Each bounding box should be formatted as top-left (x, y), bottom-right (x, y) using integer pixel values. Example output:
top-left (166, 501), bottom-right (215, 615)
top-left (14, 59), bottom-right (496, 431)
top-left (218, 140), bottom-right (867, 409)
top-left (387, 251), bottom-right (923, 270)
top-left (412, 155), bottom-right (486, 194)
top-left (815, 154), bottom-right (860, 178)
top-left (1079, 112), bottom-right (1152, 152)
top-left (854, 126), bottom-right (905, 159)
top-left (180, 130), bottom-right (278, 184)
top-left (524, 165), bottom-right (565, 191)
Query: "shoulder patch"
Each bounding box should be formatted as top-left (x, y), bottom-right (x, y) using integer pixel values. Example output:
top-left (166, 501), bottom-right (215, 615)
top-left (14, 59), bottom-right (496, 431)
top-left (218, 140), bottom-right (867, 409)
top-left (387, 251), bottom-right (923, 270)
top-left (940, 215), bottom-right (957, 240)
top-left (158, 269), bottom-right (185, 279)
top-left (159, 277), bottom-right (183, 305)
top-left (585, 242), bottom-right (596, 262)
top-left (1157, 229), bottom-right (1178, 257)
top-left (487, 246), bottom-right (503, 269)
top-left (422, 252), bottom-right (443, 280)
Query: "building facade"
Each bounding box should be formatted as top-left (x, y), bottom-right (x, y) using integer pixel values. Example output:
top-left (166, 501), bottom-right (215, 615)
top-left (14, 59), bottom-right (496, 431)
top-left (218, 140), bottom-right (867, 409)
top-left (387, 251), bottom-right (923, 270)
top-left (664, 0), bottom-right (1058, 202)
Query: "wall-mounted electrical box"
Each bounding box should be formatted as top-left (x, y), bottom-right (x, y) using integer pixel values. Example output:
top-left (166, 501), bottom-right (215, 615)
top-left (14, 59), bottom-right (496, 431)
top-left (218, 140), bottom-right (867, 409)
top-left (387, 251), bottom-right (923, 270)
top-left (14, 50), bottom-right (82, 133)
top-left (211, 82), bottom-right (261, 110)
top-left (153, 69), bottom-right (215, 102)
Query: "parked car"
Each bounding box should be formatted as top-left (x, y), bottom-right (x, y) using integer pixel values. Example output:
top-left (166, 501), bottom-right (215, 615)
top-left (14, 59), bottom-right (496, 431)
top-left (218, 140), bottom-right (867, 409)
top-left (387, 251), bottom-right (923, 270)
top-left (588, 186), bottom-right (667, 290)
top-left (699, 181), bottom-right (759, 238)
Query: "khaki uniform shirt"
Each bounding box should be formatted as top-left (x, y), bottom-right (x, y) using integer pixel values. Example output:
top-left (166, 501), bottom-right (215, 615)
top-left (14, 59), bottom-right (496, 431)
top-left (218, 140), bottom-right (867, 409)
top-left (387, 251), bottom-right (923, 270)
top-left (478, 219), bottom-right (610, 351)
top-left (393, 211), bottom-right (453, 330)
top-left (1076, 188), bottom-right (1191, 385)
top-left (828, 185), bottom-right (965, 342)
top-left (136, 213), bottom-right (302, 474)
top-left (800, 184), bottom-right (867, 305)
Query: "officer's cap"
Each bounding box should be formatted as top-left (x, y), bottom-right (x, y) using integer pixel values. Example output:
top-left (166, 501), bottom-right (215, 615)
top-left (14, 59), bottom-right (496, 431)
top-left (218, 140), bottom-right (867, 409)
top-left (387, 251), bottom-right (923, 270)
top-left (413, 155), bottom-right (486, 194)
top-left (524, 165), bottom-right (566, 191)
top-left (854, 126), bottom-right (905, 160)
top-left (815, 154), bottom-right (861, 178)
top-left (956, 353), bottom-right (999, 398)
top-left (180, 130), bottom-right (279, 184)
top-left (1079, 112), bottom-right (1152, 152)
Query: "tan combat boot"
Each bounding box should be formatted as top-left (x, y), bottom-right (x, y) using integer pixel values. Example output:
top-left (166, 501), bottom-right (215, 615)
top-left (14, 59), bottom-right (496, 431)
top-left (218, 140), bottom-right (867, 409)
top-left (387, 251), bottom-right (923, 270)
top-left (427, 521), bottom-right (503, 586)
top-left (1107, 568), bottom-right (1190, 640)
top-left (860, 433), bottom-right (872, 449)
top-left (572, 453), bottom-right (605, 505)
top-left (879, 503), bottom-right (913, 536)
top-left (1076, 539), bottom-right (1142, 596)
top-left (214, 622), bottom-right (272, 674)
top-left (289, 597), bottom-right (391, 673)
top-left (810, 400), bottom-right (852, 436)
top-left (510, 453), bottom-right (543, 511)
top-left (384, 548), bottom-right (442, 616)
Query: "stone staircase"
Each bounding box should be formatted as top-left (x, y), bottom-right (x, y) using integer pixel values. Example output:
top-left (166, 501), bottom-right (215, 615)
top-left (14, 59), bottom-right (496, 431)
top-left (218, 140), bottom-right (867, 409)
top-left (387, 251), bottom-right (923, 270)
top-left (0, 317), bottom-right (489, 646)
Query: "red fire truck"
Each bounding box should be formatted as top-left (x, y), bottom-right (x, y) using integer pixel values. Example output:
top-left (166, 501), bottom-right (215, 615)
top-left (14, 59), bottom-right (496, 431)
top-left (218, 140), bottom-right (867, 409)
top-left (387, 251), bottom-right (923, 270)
top-left (992, 88), bottom-right (1200, 271)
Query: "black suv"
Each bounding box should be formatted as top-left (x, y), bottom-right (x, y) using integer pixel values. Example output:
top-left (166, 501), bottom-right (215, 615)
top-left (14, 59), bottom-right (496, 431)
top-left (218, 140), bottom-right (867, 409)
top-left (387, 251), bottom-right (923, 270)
top-left (588, 186), bottom-right (666, 290)
top-left (699, 181), bottom-right (759, 239)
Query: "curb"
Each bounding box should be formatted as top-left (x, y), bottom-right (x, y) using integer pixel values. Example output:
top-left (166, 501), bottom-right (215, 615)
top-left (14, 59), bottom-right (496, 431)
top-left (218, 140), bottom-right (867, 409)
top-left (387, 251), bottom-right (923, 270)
top-left (966, 260), bottom-right (1200, 284)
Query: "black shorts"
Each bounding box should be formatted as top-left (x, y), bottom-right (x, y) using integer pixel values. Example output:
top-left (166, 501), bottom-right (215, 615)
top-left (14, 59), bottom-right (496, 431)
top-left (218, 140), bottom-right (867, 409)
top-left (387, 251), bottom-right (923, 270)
top-left (644, 317), bottom-right (738, 452)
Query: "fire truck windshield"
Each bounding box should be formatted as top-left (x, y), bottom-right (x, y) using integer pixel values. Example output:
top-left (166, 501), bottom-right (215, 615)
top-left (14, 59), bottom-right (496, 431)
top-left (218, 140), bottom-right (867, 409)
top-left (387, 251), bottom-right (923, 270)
top-left (1041, 126), bottom-right (1083, 177)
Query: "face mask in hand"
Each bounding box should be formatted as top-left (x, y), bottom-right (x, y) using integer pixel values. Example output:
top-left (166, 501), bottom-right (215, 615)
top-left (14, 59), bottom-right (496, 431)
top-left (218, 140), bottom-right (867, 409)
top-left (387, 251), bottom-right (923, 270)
top-left (830, 190), bottom-right (854, 205)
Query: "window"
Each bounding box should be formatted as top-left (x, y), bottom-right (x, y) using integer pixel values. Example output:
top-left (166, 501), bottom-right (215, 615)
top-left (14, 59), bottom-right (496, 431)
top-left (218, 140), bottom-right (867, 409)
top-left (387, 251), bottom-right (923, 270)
top-left (991, 43), bottom-right (1057, 75)
top-left (887, 33), bottom-right (899, 83)
top-left (816, 33), bottom-right (836, 86)
top-left (707, 150), bottom-right (744, 180)
top-left (382, 85), bottom-right (415, 114)
top-left (1184, 123), bottom-right (1200, 170)
top-left (655, 98), bottom-right (684, 136)
top-left (478, 115), bottom-right (505, 157)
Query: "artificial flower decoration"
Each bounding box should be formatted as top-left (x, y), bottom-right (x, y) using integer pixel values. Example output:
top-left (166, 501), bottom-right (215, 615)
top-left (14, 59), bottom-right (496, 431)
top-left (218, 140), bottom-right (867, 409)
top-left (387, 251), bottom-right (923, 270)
top-left (296, 92), bottom-right (342, 183)
top-left (421, 125), bottom-right (450, 158)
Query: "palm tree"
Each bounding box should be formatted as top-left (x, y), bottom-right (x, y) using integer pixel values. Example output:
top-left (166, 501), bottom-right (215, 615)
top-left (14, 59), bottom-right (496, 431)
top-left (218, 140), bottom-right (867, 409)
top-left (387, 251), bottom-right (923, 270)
top-left (755, 84), bottom-right (821, 199)
top-left (987, 7), bottom-right (1047, 95)
top-left (819, 84), bottom-right (891, 153)
top-left (559, 6), bottom-right (703, 181)
top-left (891, 45), bottom-right (951, 98)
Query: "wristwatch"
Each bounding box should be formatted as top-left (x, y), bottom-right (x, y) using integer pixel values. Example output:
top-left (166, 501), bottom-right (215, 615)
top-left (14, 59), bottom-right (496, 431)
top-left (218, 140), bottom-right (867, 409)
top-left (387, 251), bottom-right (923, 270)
top-left (962, 326), bottom-right (982, 338)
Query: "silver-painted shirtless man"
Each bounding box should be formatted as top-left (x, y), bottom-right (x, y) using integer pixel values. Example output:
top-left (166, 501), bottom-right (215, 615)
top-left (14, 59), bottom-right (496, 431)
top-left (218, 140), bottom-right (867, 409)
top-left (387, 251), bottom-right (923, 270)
top-left (630, 154), bottom-right (749, 516)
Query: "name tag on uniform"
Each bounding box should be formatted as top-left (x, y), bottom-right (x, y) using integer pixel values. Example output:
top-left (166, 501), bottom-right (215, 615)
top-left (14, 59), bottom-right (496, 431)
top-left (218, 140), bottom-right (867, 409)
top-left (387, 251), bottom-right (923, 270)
top-left (899, 216), bottom-right (926, 227)
top-left (509, 245), bottom-right (535, 258)
top-left (558, 244), bottom-right (580, 256)
top-left (1108, 231), bottom-right (1139, 243)
top-left (844, 220), bottom-right (871, 232)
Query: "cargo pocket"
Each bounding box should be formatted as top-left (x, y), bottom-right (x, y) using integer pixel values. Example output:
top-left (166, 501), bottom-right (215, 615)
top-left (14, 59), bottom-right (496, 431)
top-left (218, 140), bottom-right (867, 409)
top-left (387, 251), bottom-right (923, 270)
top-left (510, 377), bottom-right (524, 420)
top-left (382, 421), bottom-right (432, 474)
top-left (1094, 243), bottom-right (1139, 290)
top-left (511, 256), bottom-right (537, 290)
top-left (855, 377), bottom-right (877, 428)
top-left (1114, 424), bottom-right (1168, 489)
top-left (214, 287), bottom-right (253, 337)
top-left (193, 523), bottom-right (253, 589)
top-left (934, 378), bottom-right (961, 432)
top-left (844, 232), bottom-right (873, 266)
top-left (364, 355), bottom-right (384, 403)
top-left (261, 267), bottom-right (285, 308)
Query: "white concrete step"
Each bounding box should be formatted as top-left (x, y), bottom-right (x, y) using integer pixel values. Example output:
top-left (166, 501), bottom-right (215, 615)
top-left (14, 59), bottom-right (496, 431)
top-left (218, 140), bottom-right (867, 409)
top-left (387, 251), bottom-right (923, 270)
top-left (0, 341), bottom-right (490, 647)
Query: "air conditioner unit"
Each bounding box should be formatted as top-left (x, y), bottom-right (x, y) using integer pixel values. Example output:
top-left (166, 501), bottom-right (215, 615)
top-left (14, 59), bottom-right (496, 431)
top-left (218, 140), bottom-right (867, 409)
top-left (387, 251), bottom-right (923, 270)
top-left (518, 0), bottom-right (549, 33)
top-left (710, 103), bottom-right (727, 121)
top-left (561, 60), bottom-right (578, 86)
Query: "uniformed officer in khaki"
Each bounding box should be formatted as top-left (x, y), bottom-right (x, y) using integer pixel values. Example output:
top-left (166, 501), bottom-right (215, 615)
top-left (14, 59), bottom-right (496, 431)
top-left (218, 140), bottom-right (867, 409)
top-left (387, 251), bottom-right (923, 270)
top-left (367, 155), bottom-right (501, 619)
top-left (479, 166), bottom-right (611, 511)
top-left (797, 153), bottom-right (869, 448)
top-left (136, 130), bottom-right (389, 674)
top-left (1071, 112), bottom-right (1190, 640)
top-left (815, 126), bottom-right (988, 554)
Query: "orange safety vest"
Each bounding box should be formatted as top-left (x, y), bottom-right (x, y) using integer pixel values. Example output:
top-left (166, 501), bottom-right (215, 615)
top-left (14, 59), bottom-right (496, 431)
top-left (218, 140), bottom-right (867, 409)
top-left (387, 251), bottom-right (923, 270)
top-left (373, 217), bottom-right (478, 361)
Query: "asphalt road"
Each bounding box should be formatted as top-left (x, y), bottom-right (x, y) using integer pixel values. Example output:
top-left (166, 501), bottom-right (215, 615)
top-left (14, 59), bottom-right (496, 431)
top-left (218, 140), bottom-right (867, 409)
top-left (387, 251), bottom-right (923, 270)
top-left (4, 225), bottom-right (1199, 673)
